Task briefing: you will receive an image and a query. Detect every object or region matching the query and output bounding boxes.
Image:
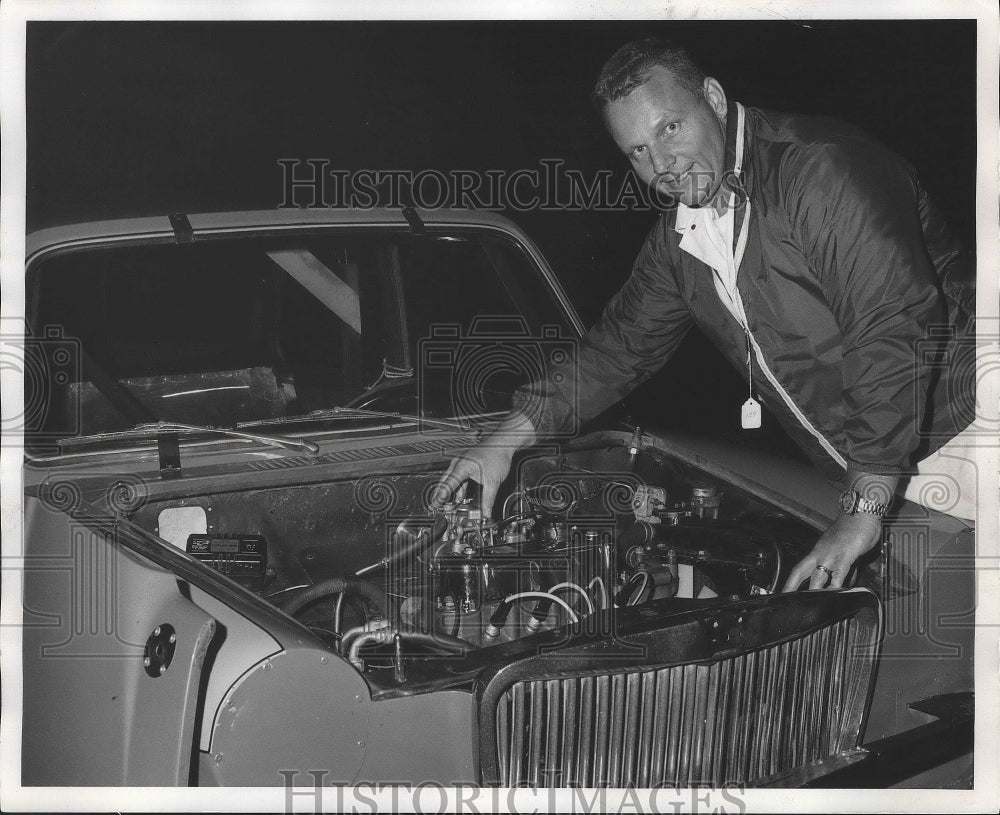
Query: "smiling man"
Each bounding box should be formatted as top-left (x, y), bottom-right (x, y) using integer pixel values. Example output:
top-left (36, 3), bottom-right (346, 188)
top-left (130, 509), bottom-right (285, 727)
top-left (433, 37), bottom-right (977, 591)
top-left (604, 62), bottom-right (728, 211)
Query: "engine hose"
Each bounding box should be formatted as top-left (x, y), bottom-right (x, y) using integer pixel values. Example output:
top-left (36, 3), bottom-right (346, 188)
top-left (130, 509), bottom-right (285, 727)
top-left (485, 590), bottom-right (580, 640)
top-left (355, 514), bottom-right (450, 576)
top-left (527, 599), bottom-right (554, 630)
top-left (627, 572), bottom-right (651, 606)
top-left (486, 598), bottom-right (517, 635)
top-left (396, 628), bottom-right (471, 654)
top-left (588, 576), bottom-right (609, 610)
top-left (549, 581), bottom-right (595, 615)
top-left (280, 576), bottom-right (387, 618)
top-left (614, 574), bottom-right (647, 608)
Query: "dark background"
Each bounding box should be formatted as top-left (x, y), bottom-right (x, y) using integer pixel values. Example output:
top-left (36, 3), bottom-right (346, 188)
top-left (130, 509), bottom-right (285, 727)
top-left (25, 20), bottom-right (977, 454)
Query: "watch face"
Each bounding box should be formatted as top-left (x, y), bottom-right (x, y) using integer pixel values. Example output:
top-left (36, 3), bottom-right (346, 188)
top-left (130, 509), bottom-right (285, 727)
top-left (839, 490), bottom-right (857, 514)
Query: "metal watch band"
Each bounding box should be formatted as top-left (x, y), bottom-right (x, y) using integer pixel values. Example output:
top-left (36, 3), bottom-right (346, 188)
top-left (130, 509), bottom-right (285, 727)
top-left (840, 488), bottom-right (889, 518)
top-left (855, 495), bottom-right (889, 517)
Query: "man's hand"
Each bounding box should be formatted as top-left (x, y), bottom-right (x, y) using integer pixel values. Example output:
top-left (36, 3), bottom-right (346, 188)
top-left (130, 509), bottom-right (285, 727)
top-left (781, 512), bottom-right (883, 592)
top-left (428, 412), bottom-right (537, 519)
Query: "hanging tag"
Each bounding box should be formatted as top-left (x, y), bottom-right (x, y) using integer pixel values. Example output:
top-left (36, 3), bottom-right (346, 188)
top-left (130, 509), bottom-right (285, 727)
top-left (741, 397), bottom-right (762, 429)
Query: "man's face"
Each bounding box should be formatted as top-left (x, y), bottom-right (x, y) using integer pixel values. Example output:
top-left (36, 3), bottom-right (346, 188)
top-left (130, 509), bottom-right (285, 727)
top-left (604, 66), bottom-right (728, 208)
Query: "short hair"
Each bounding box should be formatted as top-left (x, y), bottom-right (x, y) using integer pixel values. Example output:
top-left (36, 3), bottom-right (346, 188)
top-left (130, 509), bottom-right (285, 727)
top-left (592, 38), bottom-right (707, 110)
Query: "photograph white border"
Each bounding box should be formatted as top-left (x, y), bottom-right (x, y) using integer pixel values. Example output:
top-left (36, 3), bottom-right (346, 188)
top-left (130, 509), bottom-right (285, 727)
top-left (2, 1), bottom-right (997, 812)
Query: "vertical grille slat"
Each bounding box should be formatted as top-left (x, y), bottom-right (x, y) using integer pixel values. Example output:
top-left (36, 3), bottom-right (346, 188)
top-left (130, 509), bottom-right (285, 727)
top-left (491, 613), bottom-right (876, 787)
top-left (737, 650), bottom-right (756, 780)
top-left (508, 682), bottom-right (525, 786)
top-left (815, 625), bottom-right (833, 756)
top-left (527, 681), bottom-right (545, 787)
top-left (679, 664), bottom-right (699, 785)
top-left (649, 668), bottom-right (671, 785)
top-left (665, 665), bottom-right (684, 785)
top-left (728, 653), bottom-right (747, 780)
top-left (577, 676), bottom-right (594, 783)
top-left (828, 624), bottom-right (846, 751)
top-left (789, 635), bottom-right (806, 767)
top-left (544, 679), bottom-right (561, 786)
top-left (496, 683), bottom-right (510, 784)
top-left (800, 633), bottom-right (815, 763)
top-left (838, 620), bottom-right (861, 751)
top-left (759, 643), bottom-right (780, 778)
top-left (593, 675), bottom-right (611, 785)
top-left (607, 673), bottom-right (627, 786)
top-left (688, 664), bottom-right (710, 785)
top-left (770, 640), bottom-right (790, 775)
top-left (832, 621), bottom-right (853, 751)
top-left (772, 639), bottom-right (789, 771)
top-left (560, 678), bottom-right (579, 786)
top-left (636, 670), bottom-right (658, 786)
top-left (805, 630), bottom-right (823, 762)
top-left (751, 648), bottom-right (766, 779)
top-left (621, 671), bottom-right (642, 785)
top-left (698, 661), bottom-right (719, 785)
top-left (711, 658), bottom-right (733, 785)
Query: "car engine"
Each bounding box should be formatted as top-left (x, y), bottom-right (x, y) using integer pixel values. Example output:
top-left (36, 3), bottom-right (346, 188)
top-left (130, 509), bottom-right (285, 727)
top-left (134, 438), bottom-right (815, 685)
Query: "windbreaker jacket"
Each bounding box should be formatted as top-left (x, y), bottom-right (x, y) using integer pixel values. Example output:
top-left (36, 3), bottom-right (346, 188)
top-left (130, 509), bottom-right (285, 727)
top-left (515, 102), bottom-right (976, 480)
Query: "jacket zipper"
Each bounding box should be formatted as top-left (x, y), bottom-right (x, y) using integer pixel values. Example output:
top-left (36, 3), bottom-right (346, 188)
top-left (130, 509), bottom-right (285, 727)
top-left (727, 105), bottom-right (848, 471)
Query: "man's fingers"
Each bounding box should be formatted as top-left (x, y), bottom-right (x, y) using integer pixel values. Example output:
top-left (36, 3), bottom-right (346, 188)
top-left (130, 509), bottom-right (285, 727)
top-left (808, 566), bottom-right (832, 591)
top-left (430, 459), bottom-right (469, 509)
top-left (430, 457), bottom-right (491, 510)
top-left (429, 446), bottom-right (514, 519)
top-left (782, 558), bottom-right (846, 593)
top-left (781, 561), bottom-right (812, 593)
top-left (480, 482), bottom-right (497, 520)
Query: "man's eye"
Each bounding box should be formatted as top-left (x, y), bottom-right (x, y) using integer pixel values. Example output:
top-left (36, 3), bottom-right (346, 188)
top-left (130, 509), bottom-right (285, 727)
top-left (663, 123), bottom-right (679, 136)
top-left (629, 146), bottom-right (645, 161)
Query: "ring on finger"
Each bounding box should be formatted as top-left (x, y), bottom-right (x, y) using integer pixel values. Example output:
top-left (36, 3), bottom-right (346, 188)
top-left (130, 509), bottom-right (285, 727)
top-left (815, 564), bottom-right (834, 577)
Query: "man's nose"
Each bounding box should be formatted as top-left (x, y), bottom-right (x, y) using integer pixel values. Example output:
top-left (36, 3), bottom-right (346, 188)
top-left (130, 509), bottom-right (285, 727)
top-left (649, 145), bottom-right (676, 177)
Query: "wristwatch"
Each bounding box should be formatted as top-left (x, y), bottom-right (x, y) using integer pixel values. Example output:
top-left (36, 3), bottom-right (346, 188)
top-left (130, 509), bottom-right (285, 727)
top-left (838, 489), bottom-right (889, 519)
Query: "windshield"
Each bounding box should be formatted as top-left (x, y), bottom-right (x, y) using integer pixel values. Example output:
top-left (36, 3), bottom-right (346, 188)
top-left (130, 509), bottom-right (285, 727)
top-left (26, 227), bottom-right (573, 453)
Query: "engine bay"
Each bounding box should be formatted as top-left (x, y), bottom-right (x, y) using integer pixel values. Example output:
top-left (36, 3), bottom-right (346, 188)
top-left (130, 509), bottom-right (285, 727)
top-left (129, 436), bottom-right (820, 686)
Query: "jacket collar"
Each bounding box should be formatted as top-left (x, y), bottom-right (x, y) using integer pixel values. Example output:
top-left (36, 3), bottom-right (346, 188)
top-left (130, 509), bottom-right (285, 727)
top-left (674, 100), bottom-right (745, 233)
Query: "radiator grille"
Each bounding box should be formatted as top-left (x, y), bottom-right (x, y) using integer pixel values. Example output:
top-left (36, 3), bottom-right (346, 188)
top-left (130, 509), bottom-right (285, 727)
top-left (491, 616), bottom-right (872, 787)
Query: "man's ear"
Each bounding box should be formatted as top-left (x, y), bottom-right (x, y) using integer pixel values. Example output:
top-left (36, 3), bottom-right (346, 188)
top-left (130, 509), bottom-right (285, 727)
top-left (702, 77), bottom-right (727, 119)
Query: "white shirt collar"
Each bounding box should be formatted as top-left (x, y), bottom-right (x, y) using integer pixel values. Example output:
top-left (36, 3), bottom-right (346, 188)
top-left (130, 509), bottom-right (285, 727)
top-left (673, 102), bottom-right (745, 235)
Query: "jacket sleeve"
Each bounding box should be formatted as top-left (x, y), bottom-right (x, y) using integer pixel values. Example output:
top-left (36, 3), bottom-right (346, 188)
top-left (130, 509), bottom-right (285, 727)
top-left (784, 138), bottom-right (947, 475)
top-left (512, 214), bottom-right (693, 436)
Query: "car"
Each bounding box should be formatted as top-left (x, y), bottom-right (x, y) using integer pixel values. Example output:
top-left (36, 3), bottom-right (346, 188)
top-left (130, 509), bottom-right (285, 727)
top-left (18, 206), bottom-right (974, 789)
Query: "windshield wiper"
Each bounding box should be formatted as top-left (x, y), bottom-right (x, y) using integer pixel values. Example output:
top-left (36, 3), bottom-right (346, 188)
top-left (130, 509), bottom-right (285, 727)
top-left (60, 420), bottom-right (320, 454)
top-left (237, 406), bottom-right (478, 435)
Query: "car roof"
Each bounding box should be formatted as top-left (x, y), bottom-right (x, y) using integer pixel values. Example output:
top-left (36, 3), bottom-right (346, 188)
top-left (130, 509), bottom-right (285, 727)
top-left (25, 207), bottom-right (533, 260)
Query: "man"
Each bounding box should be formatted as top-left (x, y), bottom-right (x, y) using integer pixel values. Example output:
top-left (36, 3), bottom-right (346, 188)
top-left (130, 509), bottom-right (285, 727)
top-left (432, 38), bottom-right (976, 591)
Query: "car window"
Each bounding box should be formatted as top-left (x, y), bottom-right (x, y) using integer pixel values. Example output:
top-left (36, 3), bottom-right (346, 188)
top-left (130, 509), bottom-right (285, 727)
top-left (27, 228), bottom-right (571, 447)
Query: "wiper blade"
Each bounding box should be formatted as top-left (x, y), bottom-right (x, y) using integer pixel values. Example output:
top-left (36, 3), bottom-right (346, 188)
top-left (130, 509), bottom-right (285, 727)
top-left (137, 421), bottom-right (321, 453)
top-left (237, 406), bottom-right (477, 435)
top-left (61, 421), bottom-right (320, 454)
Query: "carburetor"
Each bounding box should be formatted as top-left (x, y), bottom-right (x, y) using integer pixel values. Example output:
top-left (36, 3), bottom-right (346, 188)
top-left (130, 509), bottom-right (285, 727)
top-left (424, 495), bottom-right (602, 644)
